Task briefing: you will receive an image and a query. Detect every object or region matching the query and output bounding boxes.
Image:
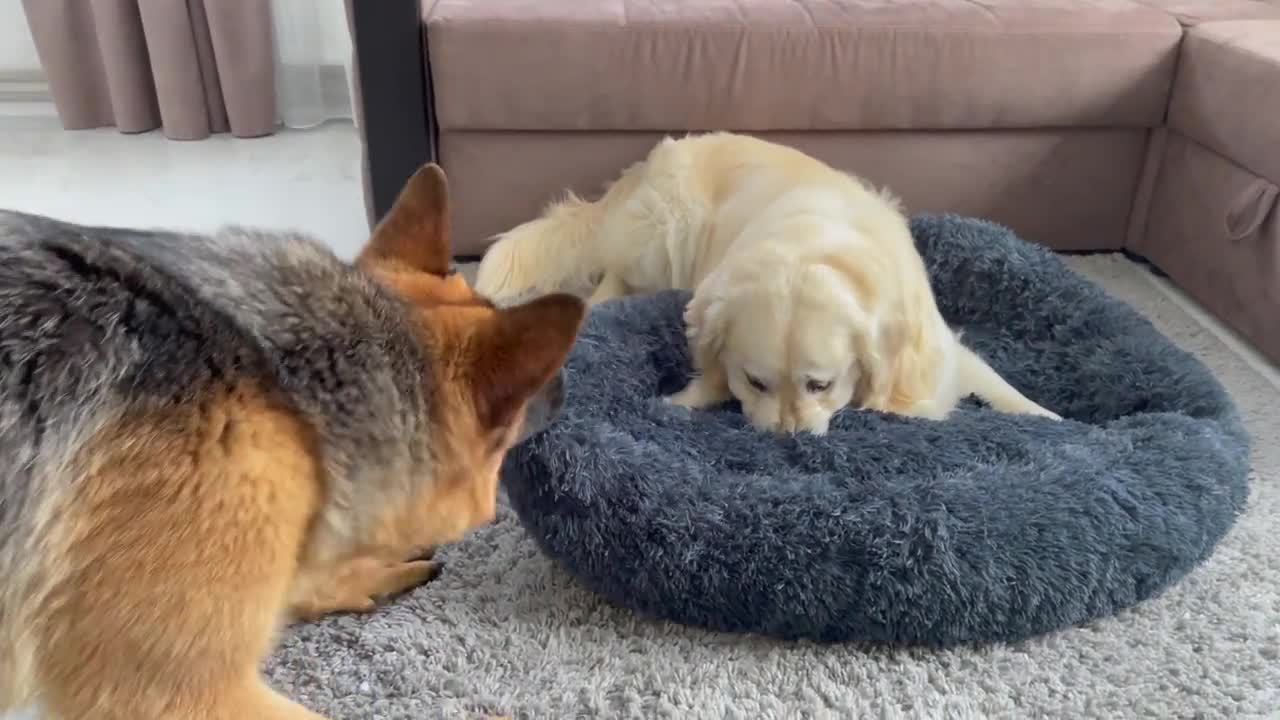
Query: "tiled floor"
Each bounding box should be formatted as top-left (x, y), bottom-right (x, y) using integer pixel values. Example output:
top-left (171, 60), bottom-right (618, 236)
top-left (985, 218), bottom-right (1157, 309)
top-left (0, 115), bottom-right (370, 259)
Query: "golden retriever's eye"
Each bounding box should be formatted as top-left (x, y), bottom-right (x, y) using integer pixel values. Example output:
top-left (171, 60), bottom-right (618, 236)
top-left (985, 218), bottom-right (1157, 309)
top-left (745, 373), bottom-right (770, 393)
top-left (806, 379), bottom-right (832, 393)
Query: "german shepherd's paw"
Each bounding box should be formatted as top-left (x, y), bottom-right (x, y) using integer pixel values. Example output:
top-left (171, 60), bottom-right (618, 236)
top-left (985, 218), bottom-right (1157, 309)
top-left (291, 555), bottom-right (443, 621)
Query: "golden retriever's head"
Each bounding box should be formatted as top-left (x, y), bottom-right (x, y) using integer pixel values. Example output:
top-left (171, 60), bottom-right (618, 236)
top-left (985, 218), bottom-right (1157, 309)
top-left (356, 163), bottom-right (585, 547)
top-left (685, 225), bottom-right (941, 435)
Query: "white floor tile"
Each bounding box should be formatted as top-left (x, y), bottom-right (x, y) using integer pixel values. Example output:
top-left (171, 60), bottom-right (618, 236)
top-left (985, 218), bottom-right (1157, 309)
top-left (0, 116), bottom-right (369, 259)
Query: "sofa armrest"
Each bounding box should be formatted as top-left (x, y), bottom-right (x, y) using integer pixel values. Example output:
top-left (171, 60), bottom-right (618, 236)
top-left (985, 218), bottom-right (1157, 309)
top-left (347, 0), bottom-right (436, 225)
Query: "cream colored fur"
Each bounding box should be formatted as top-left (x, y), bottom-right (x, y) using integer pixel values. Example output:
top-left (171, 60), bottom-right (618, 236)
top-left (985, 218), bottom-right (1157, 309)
top-left (476, 133), bottom-right (1059, 433)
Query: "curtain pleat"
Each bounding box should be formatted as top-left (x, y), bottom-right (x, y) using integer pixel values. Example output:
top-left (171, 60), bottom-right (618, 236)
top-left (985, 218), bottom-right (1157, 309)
top-left (205, 0), bottom-right (276, 137)
top-left (21, 0), bottom-right (276, 140)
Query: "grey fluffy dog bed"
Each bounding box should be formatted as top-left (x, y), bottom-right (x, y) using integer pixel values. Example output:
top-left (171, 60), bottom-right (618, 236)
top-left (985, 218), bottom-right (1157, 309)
top-left (500, 215), bottom-right (1251, 646)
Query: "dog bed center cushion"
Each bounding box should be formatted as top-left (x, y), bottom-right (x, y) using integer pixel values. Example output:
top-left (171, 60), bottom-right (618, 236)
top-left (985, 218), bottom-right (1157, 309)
top-left (501, 215), bottom-right (1250, 646)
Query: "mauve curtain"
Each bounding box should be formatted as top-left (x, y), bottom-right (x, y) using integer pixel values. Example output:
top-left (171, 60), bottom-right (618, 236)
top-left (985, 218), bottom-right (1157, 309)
top-left (21, 0), bottom-right (276, 140)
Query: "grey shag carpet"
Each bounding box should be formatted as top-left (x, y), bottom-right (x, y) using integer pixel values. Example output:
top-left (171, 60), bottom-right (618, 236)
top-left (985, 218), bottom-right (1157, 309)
top-left (257, 235), bottom-right (1279, 718)
top-left (502, 215), bottom-right (1250, 647)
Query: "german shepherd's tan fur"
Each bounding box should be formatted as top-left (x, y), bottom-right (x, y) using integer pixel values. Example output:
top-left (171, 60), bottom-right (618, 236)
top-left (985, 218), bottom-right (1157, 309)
top-left (0, 165), bottom-right (584, 718)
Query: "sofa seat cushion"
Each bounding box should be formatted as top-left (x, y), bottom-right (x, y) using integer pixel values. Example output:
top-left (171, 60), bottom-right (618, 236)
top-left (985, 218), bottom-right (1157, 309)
top-left (425, 0), bottom-right (1181, 132)
top-left (1135, 0), bottom-right (1280, 26)
top-left (1168, 21), bottom-right (1280, 181)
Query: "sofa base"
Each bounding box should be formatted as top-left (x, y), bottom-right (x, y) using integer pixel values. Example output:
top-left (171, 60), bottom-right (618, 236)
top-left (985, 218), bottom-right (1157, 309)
top-left (1134, 130), bottom-right (1280, 363)
top-left (439, 129), bottom-right (1149, 257)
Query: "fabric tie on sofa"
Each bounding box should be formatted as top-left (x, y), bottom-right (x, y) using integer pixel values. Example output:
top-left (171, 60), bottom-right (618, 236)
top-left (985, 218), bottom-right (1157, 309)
top-left (1131, 19), bottom-right (1280, 364)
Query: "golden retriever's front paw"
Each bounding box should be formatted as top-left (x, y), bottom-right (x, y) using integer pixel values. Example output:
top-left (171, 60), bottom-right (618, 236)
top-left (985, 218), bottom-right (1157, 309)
top-left (664, 388), bottom-right (699, 408)
top-left (665, 379), bottom-right (728, 409)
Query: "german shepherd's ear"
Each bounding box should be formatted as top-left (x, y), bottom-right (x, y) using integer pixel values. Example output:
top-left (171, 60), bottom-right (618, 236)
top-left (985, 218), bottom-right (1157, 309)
top-left (358, 163), bottom-right (452, 275)
top-left (468, 293), bottom-right (586, 430)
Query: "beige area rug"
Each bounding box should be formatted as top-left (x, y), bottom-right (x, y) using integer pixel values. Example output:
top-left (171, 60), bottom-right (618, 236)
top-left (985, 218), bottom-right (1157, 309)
top-left (254, 253), bottom-right (1280, 719)
top-left (4, 254), bottom-right (1274, 720)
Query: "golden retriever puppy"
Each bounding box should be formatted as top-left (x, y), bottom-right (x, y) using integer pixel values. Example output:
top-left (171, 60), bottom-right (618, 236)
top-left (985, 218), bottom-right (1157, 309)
top-left (476, 132), bottom-right (1060, 433)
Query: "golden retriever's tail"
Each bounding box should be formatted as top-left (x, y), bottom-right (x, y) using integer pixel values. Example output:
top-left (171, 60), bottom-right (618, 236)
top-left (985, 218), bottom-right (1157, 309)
top-left (957, 344), bottom-right (1062, 420)
top-left (474, 192), bottom-right (605, 302)
top-left (475, 160), bottom-right (650, 302)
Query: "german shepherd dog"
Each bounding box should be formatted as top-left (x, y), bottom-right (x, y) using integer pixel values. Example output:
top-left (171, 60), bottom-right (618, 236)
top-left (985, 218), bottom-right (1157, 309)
top-left (0, 164), bottom-right (584, 719)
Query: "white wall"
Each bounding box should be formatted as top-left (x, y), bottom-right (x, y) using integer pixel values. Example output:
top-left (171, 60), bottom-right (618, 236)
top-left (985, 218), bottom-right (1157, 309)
top-left (0, 4), bottom-right (41, 74)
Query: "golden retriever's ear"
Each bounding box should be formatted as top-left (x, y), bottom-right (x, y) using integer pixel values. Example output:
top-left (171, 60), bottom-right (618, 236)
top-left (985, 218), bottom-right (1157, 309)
top-left (683, 278), bottom-right (730, 373)
top-left (853, 282), bottom-right (942, 412)
top-left (819, 252), bottom-right (941, 412)
top-left (849, 314), bottom-right (898, 409)
top-left (467, 293), bottom-right (586, 430)
top-left (358, 163), bottom-right (452, 275)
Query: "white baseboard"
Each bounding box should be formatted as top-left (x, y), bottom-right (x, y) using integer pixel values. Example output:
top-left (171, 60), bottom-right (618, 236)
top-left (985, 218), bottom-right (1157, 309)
top-left (0, 66), bottom-right (358, 124)
top-left (0, 69), bottom-right (55, 117)
top-left (0, 69), bottom-right (50, 103)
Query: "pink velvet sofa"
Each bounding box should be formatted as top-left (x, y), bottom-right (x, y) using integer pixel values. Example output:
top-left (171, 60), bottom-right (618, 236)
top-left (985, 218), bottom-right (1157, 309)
top-left (346, 0), bottom-right (1280, 364)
